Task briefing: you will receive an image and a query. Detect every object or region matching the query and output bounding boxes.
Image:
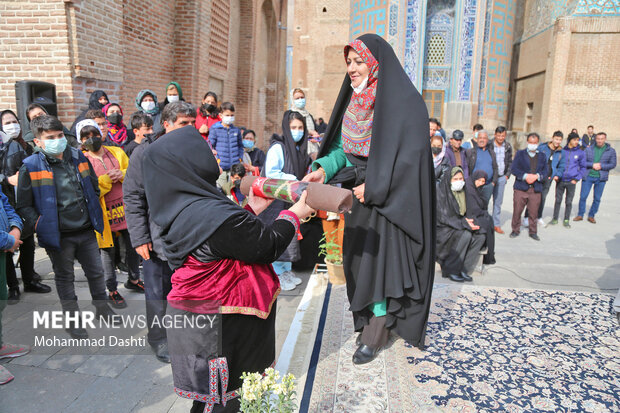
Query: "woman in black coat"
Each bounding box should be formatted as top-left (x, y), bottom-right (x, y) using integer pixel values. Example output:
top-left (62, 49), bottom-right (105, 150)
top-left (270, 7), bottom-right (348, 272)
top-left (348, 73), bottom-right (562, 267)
top-left (465, 170), bottom-right (496, 265)
top-left (436, 167), bottom-right (485, 282)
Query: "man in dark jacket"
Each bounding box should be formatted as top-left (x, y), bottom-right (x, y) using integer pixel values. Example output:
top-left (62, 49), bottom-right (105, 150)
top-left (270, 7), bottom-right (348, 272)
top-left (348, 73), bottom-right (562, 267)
top-left (581, 125), bottom-right (595, 149)
top-left (23, 104), bottom-right (78, 149)
top-left (509, 132), bottom-right (548, 240)
top-left (444, 129), bottom-right (469, 179)
top-left (123, 101), bottom-right (195, 363)
top-left (490, 126), bottom-right (513, 233)
top-left (525, 131), bottom-right (566, 224)
top-left (466, 129), bottom-right (498, 209)
top-left (551, 132), bottom-right (586, 227)
top-left (575, 132), bottom-right (617, 223)
top-left (16, 115), bottom-right (114, 339)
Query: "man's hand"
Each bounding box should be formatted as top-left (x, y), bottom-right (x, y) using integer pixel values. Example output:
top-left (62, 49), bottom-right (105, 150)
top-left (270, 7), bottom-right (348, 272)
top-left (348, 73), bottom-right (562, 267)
top-left (525, 174), bottom-right (538, 185)
top-left (593, 163), bottom-right (602, 171)
top-left (135, 243), bottom-right (152, 261)
top-left (571, 179), bottom-right (577, 184)
top-left (302, 169), bottom-right (325, 183)
top-left (553, 176), bottom-right (559, 182)
top-left (6, 228), bottom-right (22, 252)
top-left (199, 124), bottom-right (209, 134)
top-left (7, 172), bottom-right (19, 186)
top-left (353, 183), bottom-right (365, 204)
top-left (466, 218), bottom-right (480, 231)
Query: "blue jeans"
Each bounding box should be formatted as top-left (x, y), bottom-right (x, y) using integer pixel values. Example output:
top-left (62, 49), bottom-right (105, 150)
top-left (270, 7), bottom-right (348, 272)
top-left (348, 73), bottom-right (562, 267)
top-left (578, 176), bottom-right (606, 218)
top-left (492, 175), bottom-right (507, 227)
top-left (143, 252), bottom-right (173, 347)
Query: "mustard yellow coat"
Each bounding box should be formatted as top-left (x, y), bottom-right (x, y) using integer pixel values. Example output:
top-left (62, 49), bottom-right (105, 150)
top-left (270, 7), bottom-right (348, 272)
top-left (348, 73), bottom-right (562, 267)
top-left (88, 146), bottom-right (129, 248)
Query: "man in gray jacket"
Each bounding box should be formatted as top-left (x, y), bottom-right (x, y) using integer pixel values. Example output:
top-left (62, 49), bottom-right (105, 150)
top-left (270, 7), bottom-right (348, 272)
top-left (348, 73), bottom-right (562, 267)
top-left (123, 102), bottom-right (196, 363)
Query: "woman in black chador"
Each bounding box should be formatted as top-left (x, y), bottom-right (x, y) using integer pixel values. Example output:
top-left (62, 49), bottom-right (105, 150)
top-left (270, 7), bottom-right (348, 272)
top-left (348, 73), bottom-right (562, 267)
top-left (142, 127), bottom-right (314, 413)
top-left (304, 33), bottom-right (435, 364)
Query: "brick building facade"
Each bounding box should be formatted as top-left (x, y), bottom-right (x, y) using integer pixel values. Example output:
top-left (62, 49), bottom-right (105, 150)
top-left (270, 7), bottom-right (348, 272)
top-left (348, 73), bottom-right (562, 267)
top-left (0, 0), bottom-right (288, 147)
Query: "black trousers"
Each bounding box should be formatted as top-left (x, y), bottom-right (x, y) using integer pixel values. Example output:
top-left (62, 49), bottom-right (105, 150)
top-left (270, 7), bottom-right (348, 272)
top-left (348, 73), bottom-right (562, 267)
top-left (143, 252), bottom-right (173, 347)
top-left (553, 181), bottom-right (576, 221)
top-left (5, 235), bottom-right (37, 290)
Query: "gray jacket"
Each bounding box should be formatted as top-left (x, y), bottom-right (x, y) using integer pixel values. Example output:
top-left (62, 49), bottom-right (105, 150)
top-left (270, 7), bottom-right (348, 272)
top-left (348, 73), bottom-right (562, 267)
top-left (123, 133), bottom-right (166, 259)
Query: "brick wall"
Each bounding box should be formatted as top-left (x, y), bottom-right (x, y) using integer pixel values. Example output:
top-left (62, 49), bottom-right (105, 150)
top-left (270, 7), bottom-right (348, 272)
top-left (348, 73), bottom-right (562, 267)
top-left (292, 0), bottom-right (350, 123)
top-left (0, 0), bottom-right (287, 143)
top-left (0, 0), bottom-right (75, 124)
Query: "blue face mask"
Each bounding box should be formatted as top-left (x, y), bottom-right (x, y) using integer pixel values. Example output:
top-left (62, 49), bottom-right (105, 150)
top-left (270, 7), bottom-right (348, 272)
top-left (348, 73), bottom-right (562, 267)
top-left (41, 137), bottom-right (67, 156)
top-left (294, 98), bottom-right (306, 109)
top-left (291, 129), bottom-right (304, 142)
top-left (242, 139), bottom-right (255, 149)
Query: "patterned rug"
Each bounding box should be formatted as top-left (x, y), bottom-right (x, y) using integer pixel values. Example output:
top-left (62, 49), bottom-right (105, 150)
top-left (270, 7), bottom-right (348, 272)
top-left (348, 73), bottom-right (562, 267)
top-left (299, 284), bottom-right (619, 412)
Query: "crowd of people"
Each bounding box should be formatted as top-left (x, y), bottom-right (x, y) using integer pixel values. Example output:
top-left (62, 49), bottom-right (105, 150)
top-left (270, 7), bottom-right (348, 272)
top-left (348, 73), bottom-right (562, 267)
top-left (0, 32), bottom-right (615, 413)
top-left (432, 119), bottom-right (617, 282)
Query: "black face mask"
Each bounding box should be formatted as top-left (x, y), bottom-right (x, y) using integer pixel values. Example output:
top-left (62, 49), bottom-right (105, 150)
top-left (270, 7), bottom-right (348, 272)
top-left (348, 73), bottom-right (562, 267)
top-left (107, 112), bottom-right (122, 125)
top-left (202, 103), bottom-right (216, 114)
top-left (233, 179), bottom-right (241, 188)
top-left (82, 136), bottom-right (103, 152)
top-left (431, 147), bottom-right (442, 155)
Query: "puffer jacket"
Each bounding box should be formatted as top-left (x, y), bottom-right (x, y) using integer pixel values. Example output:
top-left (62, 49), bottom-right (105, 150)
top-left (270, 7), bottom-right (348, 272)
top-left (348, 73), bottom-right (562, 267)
top-left (584, 143), bottom-right (617, 181)
top-left (210, 121), bottom-right (244, 171)
top-left (560, 145), bottom-right (587, 182)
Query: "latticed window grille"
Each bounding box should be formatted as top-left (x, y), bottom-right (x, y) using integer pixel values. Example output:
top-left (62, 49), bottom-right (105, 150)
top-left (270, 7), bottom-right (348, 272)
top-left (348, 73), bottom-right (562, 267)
top-left (209, 1), bottom-right (230, 71)
top-left (426, 34), bottom-right (446, 65)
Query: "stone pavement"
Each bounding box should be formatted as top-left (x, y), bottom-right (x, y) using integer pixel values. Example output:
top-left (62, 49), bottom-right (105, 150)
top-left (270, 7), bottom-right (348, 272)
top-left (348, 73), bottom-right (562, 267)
top-left (1, 175), bottom-right (619, 412)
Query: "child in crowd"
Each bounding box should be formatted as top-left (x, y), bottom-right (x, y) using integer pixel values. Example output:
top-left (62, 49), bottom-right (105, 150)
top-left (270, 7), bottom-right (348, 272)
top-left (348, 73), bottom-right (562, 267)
top-left (220, 163), bottom-right (248, 206)
top-left (210, 102), bottom-right (244, 175)
top-left (124, 112), bottom-right (154, 157)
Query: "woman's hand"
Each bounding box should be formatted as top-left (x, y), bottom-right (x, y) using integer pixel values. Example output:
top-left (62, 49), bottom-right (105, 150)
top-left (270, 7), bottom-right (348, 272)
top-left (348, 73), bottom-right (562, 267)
top-left (247, 189), bottom-right (274, 215)
top-left (199, 124), bottom-right (209, 134)
top-left (353, 183), bottom-right (365, 204)
top-left (302, 168), bottom-right (325, 183)
top-left (288, 190), bottom-right (316, 221)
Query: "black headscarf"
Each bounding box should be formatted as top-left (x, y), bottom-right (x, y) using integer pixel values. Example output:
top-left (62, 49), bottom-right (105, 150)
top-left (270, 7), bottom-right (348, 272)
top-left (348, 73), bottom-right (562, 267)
top-left (437, 167), bottom-right (465, 218)
top-left (318, 33), bottom-right (435, 243)
top-left (88, 90), bottom-right (109, 110)
top-left (142, 126), bottom-right (243, 270)
top-left (465, 170), bottom-right (488, 217)
top-left (0, 109), bottom-right (31, 154)
top-left (269, 110), bottom-right (310, 180)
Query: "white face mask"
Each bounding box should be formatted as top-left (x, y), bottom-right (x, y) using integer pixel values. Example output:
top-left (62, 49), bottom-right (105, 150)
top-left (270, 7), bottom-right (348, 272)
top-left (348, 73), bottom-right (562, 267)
top-left (141, 100), bottom-right (156, 111)
top-left (0, 131), bottom-right (10, 144)
top-left (167, 95), bottom-right (179, 103)
top-left (351, 77), bottom-right (368, 94)
top-left (222, 115), bottom-right (235, 125)
top-left (527, 143), bottom-right (538, 152)
top-left (451, 180), bottom-right (465, 192)
top-left (3, 123), bottom-right (21, 139)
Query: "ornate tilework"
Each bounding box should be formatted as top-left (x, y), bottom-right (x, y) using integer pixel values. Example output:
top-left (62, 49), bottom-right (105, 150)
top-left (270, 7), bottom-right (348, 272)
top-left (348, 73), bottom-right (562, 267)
top-left (457, 0), bottom-right (478, 101)
top-left (404, 0), bottom-right (423, 86)
top-left (350, 0), bottom-right (389, 39)
top-left (574, 0), bottom-right (620, 15)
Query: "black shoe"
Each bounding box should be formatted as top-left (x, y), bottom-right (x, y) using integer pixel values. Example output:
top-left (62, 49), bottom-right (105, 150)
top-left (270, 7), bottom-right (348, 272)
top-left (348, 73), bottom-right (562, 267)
top-left (356, 334), bottom-right (362, 346)
top-left (448, 273), bottom-right (465, 282)
top-left (31, 272), bottom-right (42, 282)
top-left (65, 326), bottom-right (89, 339)
top-left (460, 272), bottom-right (473, 282)
top-left (95, 303), bottom-right (118, 323)
top-left (529, 233), bottom-right (540, 241)
top-left (124, 279), bottom-right (145, 293)
top-left (108, 291), bottom-right (127, 309)
top-left (23, 281), bottom-right (52, 294)
top-left (509, 231), bottom-right (519, 238)
top-left (7, 288), bottom-right (20, 305)
top-left (352, 344), bottom-right (380, 365)
top-left (152, 342), bottom-right (170, 363)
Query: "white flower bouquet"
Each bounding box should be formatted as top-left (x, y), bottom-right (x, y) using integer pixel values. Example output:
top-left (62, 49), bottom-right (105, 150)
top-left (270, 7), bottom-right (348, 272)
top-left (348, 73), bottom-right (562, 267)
top-left (240, 368), bottom-right (297, 413)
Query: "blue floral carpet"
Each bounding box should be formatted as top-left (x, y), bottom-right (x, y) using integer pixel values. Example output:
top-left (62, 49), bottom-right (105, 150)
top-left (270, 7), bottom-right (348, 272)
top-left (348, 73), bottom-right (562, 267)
top-left (301, 284), bottom-right (619, 412)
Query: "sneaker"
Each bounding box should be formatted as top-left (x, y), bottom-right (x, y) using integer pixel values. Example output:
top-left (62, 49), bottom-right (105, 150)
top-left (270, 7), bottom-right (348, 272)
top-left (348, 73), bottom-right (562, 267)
top-left (281, 270), bottom-right (302, 286)
top-left (563, 220), bottom-right (571, 228)
top-left (523, 217), bottom-right (529, 227)
top-left (537, 218), bottom-right (545, 226)
top-left (0, 343), bottom-right (31, 360)
top-left (124, 279), bottom-right (145, 292)
top-left (278, 275), bottom-right (296, 291)
top-left (0, 365), bottom-right (14, 385)
top-left (108, 291), bottom-right (127, 309)
top-left (549, 219), bottom-right (558, 225)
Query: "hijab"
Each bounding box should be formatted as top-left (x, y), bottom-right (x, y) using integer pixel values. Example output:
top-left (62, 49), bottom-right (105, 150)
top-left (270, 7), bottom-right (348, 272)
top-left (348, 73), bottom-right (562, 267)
top-left (102, 103), bottom-right (128, 145)
top-left (465, 170), bottom-right (488, 215)
top-left (270, 110), bottom-right (311, 180)
top-left (318, 33), bottom-right (435, 245)
top-left (432, 143), bottom-right (446, 168)
top-left (142, 126), bottom-right (243, 270)
top-left (162, 81), bottom-right (184, 106)
top-left (340, 39), bottom-right (379, 157)
top-left (88, 90), bottom-right (109, 110)
top-left (289, 89), bottom-right (315, 132)
top-left (450, 167), bottom-right (466, 216)
top-left (135, 89), bottom-right (160, 115)
top-left (0, 109), bottom-right (31, 154)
